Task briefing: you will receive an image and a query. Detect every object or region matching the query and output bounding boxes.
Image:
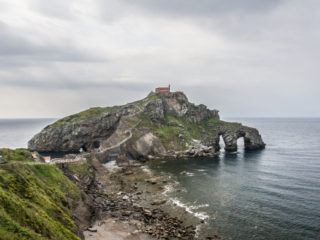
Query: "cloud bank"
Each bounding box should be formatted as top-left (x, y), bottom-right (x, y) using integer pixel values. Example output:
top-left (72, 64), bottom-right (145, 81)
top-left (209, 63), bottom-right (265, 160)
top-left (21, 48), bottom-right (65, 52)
top-left (0, 0), bottom-right (319, 118)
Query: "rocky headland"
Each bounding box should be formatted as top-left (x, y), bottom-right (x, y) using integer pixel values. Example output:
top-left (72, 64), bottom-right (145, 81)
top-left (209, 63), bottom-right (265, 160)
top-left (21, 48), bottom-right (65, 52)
top-left (28, 91), bottom-right (265, 162)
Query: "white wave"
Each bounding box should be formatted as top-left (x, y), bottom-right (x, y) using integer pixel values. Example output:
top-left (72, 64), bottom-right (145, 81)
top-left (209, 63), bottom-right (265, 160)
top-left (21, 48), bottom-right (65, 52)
top-left (196, 169), bottom-right (207, 172)
top-left (162, 184), bottom-right (174, 195)
top-left (169, 198), bottom-right (209, 220)
top-left (186, 172), bottom-right (195, 176)
top-left (162, 181), bottom-right (181, 195)
top-left (189, 203), bottom-right (210, 210)
top-left (195, 224), bottom-right (202, 238)
top-left (140, 165), bottom-right (152, 175)
top-left (103, 160), bottom-right (120, 169)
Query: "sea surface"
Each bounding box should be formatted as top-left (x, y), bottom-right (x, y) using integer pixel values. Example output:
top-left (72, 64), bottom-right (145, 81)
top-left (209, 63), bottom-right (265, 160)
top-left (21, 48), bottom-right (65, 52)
top-left (148, 118), bottom-right (320, 240)
top-left (0, 118), bottom-right (319, 239)
top-left (0, 118), bottom-right (56, 149)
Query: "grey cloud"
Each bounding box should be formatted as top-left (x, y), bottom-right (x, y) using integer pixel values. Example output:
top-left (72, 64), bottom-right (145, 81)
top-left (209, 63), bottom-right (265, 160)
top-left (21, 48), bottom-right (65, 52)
top-left (0, 75), bottom-right (154, 92)
top-left (119, 0), bottom-right (286, 16)
top-left (0, 21), bottom-right (105, 62)
top-left (0, 22), bottom-right (41, 56)
top-left (0, 0), bottom-right (319, 118)
top-left (31, 0), bottom-right (75, 20)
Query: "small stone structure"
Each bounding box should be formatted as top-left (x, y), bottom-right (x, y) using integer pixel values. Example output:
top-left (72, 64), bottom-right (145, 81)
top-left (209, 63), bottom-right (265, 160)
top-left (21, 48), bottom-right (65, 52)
top-left (155, 85), bottom-right (170, 93)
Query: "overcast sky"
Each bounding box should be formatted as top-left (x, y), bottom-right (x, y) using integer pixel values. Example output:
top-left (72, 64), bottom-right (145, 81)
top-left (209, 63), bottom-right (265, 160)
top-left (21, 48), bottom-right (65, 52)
top-left (0, 0), bottom-right (319, 118)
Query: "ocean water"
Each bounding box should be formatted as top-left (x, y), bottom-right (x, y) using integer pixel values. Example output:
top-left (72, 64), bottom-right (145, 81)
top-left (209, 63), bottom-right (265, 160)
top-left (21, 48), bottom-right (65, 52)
top-left (0, 119), bottom-right (55, 149)
top-left (0, 118), bottom-right (319, 239)
top-left (148, 118), bottom-right (320, 240)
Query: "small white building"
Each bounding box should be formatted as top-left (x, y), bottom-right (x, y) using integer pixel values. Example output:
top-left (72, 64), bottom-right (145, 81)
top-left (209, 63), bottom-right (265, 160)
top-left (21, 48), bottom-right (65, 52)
top-left (43, 156), bottom-right (51, 163)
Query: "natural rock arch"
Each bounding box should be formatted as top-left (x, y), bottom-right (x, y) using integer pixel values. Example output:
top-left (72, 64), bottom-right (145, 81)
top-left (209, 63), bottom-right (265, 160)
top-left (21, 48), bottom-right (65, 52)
top-left (216, 126), bottom-right (265, 152)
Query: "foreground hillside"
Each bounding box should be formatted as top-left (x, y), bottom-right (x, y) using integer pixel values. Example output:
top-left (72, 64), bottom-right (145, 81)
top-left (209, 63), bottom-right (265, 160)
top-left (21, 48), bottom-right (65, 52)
top-left (0, 149), bottom-right (84, 240)
top-left (28, 91), bottom-right (265, 162)
top-left (0, 149), bottom-right (203, 239)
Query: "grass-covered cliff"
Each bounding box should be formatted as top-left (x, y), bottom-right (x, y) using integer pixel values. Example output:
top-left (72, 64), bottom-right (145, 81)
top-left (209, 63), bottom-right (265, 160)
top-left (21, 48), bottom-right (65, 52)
top-left (28, 91), bottom-right (265, 158)
top-left (0, 149), bottom-right (84, 240)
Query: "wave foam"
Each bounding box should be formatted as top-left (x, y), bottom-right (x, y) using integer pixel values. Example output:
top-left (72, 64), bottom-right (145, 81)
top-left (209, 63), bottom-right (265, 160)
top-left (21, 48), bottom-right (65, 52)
top-left (141, 166), bottom-right (152, 175)
top-left (169, 198), bottom-right (209, 220)
top-left (103, 160), bottom-right (120, 169)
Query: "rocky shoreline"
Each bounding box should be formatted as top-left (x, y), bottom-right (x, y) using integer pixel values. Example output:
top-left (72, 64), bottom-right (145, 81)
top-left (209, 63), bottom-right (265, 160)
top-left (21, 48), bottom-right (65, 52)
top-left (60, 156), bottom-right (217, 240)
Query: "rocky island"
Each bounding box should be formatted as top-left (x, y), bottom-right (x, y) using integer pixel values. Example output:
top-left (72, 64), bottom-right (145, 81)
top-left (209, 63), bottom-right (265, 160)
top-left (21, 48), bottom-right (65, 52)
top-left (28, 91), bottom-right (265, 162)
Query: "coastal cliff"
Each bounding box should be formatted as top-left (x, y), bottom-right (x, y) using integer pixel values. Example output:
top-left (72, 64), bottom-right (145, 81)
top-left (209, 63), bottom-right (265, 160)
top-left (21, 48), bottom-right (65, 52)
top-left (28, 92), bottom-right (265, 161)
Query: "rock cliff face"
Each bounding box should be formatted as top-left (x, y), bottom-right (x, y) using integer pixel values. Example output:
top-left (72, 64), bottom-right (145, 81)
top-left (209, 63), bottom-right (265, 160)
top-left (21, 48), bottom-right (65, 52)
top-left (28, 91), bottom-right (265, 161)
top-left (28, 105), bottom-right (139, 152)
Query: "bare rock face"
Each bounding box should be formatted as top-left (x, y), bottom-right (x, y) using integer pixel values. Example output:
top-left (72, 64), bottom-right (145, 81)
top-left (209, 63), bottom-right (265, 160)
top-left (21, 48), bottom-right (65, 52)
top-left (28, 105), bottom-right (139, 152)
top-left (143, 99), bottom-right (165, 122)
top-left (161, 92), bottom-right (189, 117)
top-left (28, 113), bottom-right (120, 152)
top-left (143, 92), bottom-right (190, 121)
top-left (186, 104), bottom-right (219, 124)
top-left (134, 133), bottom-right (166, 158)
top-left (144, 92), bottom-right (220, 124)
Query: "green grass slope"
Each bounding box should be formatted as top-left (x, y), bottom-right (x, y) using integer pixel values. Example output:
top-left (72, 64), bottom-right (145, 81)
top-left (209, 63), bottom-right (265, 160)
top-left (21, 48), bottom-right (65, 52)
top-left (0, 150), bottom-right (82, 240)
top-left (137, 113), bottom-right (240, 151)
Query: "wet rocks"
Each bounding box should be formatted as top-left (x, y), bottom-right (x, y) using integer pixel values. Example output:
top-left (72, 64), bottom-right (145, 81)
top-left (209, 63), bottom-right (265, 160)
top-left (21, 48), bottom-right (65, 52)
top-left (180, 170), bottom-right (187, 175)
top-left (87, 227), bottom-right (97, 232)
top-left (146, 178), bottom-right (158, 184)
top-left (151, 199), bottom-right (167, 205)
top-left (89, 185), bottom-right (197, 239)
top-left (185, 143), bottom-right (215, 157)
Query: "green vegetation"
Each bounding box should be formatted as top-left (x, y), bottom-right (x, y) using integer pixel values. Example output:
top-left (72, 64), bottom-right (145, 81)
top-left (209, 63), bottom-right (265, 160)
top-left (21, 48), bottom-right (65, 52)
top-left (0, 148), bottom-right (34, 162)
top-left (137, 112), bottom-right (240, 150)
top-left (46, 93), bottom-right (160, 130)
top-left (0, 150), bottom-right (82, 240)
top-left (65, 163), bottom-right (93, 178)
top-left (47, 106), bottom-right (123, 129)
top-left (122, 116), bottom-right (141, 127)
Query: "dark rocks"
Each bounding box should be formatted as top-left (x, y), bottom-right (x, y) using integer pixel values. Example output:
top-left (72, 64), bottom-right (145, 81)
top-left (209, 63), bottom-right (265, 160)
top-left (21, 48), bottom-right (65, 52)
top-left (122, 210), bottom-right (132, 216)
top-left (143, 208), bottom-right (153, 217)
top-left (151, 200), bottom-right (167, 205)
top-left (146, 178), bottom-right (158, 184)
top-left (180, 170), bottom-right (187, 175)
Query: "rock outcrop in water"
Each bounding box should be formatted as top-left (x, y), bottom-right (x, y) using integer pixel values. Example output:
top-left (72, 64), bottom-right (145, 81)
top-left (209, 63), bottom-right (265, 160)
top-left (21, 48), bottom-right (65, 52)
top-left (28, 91), bottom-right (265, 161)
